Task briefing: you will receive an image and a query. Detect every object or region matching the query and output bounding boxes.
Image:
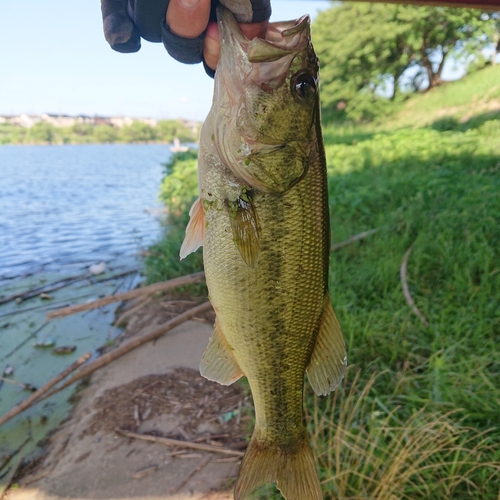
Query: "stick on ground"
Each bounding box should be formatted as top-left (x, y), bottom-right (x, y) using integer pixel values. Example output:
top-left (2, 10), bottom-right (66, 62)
top-left (0, 352), bottom-right (91, 428)
top-left (0, 453), bottom-right (24, 499)
top-left (47, 271), bottom-right (205, 319)
top-left (0, 275), bottom-right (84, 306)
top-left (115, 428), bottom-right (245, 457)
top-left (113, 293), bottom-right (154, 328)
top-left (400, 243), bottom-right (429, 327)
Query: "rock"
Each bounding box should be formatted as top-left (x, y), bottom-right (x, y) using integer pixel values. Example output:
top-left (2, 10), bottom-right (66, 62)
top-left (89, 262), bottom-right (106, 275)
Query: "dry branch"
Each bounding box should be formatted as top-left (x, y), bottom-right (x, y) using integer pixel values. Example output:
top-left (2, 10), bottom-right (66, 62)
top-left (0, 275), bottom-right (84, 306)
top-left (400, 243), bottom-right (429, 327)
top-left (39, 301), bottom-right (213, 403)
top-left (331, 229), bottom-right (377, 252)
top-left (0, 377), bottom-right (34, 390)
top-left (0, 453), bottom-right (24, 499)
top-left (0, 353), bottom-right (91, 428)
top-left (113, 293), bottom-right (154, 328)
top-left (47, 271), bottom-right (205, 319)
top-left (115, 428), bottom-right (245, 457)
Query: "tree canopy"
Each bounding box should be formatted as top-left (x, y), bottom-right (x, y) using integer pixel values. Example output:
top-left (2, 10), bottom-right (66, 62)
top-left (313, 3), bottom-right (498, 120)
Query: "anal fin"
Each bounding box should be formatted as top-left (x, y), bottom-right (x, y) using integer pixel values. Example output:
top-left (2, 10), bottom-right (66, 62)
top-left (180, 197), bottom-right (204, 259)
top-left (307, 293), bottom-right (347, 396)
top-left (200, 321), bottom-right (243, 385)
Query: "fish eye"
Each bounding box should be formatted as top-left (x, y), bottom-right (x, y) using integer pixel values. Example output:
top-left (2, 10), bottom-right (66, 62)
top-left (291, 72), bottom-right (317, 101)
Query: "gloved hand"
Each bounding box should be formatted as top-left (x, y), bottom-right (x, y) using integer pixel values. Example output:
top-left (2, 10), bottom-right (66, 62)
top-left (100, 0), bottom-right (271, 76)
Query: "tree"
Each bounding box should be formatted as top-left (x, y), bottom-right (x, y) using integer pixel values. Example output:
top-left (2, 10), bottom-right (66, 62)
top-left (490, 13), bottom-right (500, 66)
top-left (156, 120), bottom-right (197, 143)
top-left (27, 122), bottom-right (54, 143)
top-left (92, 124), bottom-right (119, 143)
top-left (313, 3), bottom-right (496, 120)
top-left (119, 121), bottom-right (157, 142)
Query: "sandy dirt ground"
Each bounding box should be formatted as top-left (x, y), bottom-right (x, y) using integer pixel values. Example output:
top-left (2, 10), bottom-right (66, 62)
top-left (6, 298), bottom-right (250, 500)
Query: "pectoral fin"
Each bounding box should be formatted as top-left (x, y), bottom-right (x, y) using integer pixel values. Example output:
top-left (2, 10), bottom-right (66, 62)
top-left (307, 294), bottom-right (347, 396)
top-left (227, 191), bottom-right (260, 268)
top-left (180, 197), bottom-right (204, 259)
top-left (200, 321), bottom-right (244, 385)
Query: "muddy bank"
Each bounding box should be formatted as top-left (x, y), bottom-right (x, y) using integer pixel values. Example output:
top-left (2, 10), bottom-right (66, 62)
top-left (2, 287), bottom-right (250, 500)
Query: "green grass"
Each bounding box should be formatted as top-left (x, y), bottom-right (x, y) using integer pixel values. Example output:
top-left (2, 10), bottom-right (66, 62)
top-left (383, 64), bottom-right (500, 130)
top-left (146, 75), bottom-right (500, 498)
top-left (325, 126), bottom-right (500, 419)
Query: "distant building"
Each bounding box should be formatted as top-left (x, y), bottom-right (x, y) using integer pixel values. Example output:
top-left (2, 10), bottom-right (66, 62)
top-left (11, 114), bottom-right (42, 128)
top-left (0, 113), bottom-right (193, 130)
top-left (109, 116), bottom-right (134, 128)
top-left (75, 115), bottom-right (94, 124)
top-left (138, 117), bottom-right (158, 127)
top-left (41, 113), bottom-right (76, 127)
top-left (109, 116), bottom-right (158, 128)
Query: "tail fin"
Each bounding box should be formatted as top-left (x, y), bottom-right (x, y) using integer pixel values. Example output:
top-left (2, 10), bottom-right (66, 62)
top-left (234, 433), bottom-right (322, 500)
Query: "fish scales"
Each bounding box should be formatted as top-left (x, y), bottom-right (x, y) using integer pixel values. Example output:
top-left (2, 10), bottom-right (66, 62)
top-left (203, 129), bottom-right (328, 445)
top-left (180, 6), bottom-right (346, 499)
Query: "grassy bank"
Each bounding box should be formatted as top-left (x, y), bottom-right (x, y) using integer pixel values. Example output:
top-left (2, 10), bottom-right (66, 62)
top-left (384, 64), bottom-right (500, 130)
top-left (145, 71), bottom-right (500, 498)
top-left (143, 150), bottom-right (205, 293)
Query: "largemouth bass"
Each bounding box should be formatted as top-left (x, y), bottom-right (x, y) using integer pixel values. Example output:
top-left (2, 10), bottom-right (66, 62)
top-left (181, 6), bottom-right (346, 499)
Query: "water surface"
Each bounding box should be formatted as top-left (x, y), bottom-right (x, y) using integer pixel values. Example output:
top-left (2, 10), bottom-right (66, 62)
top-left (0, 144), bottom-right (170, 279)
top-left (0, 143), bottom-right (174, 475)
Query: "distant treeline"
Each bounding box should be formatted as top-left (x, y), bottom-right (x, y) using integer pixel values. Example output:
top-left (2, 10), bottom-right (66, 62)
top-left (0, 119), bottom-right (199, 145)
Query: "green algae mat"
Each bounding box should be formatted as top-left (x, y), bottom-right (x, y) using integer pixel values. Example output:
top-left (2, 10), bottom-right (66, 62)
top-left (0, 264), bottom-right (140, 488)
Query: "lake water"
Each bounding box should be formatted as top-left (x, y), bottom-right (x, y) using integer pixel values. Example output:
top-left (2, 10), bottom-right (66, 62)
top-left (0, 144), bottom-right (176, 471)
top-left (0, 144), bottom-right (172, 280)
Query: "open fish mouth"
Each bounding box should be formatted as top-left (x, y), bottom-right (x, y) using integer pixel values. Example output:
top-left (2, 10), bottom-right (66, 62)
top-left (218, 5), bottom-right (310, 63)
top-left (217, 6), bottom-right (313, 90)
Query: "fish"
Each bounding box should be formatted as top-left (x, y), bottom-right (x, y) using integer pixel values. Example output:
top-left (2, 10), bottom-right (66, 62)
top-left (180, 6), bottom-right (347, 499)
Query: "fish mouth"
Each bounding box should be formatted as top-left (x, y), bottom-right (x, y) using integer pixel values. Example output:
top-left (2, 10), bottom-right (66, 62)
top-left (217, 6), bottom-right (310, 65)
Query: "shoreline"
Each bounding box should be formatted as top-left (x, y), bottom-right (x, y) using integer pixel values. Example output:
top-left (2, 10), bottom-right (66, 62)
top-left (0, 264), bottom-right (142, 478)
top-left (0, 273), bottom-right (248, 500)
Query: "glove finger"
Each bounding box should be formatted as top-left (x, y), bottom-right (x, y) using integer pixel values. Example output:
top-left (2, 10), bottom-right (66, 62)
top-left (101, 0), bottom-right (141, 53)
top-left (161, 20), bottom-right (206, 64)
top-left (131, 0), bottom-right (170, 43)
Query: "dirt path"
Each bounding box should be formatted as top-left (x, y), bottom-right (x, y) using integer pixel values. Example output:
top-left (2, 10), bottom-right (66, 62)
top-left (6, 299), bottom-right (249, 500)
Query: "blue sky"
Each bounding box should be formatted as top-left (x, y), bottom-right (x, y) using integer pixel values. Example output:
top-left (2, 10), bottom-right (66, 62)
top-left (0, 1), bottom-right (331, 121)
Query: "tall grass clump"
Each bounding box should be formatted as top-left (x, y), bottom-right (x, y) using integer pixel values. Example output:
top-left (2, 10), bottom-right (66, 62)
top-left (253, 369), bottom-right (500, 500)
top-left (310, 371), bottom-right (500, 499)
top-left (143, 150), bottom-right (204, 289)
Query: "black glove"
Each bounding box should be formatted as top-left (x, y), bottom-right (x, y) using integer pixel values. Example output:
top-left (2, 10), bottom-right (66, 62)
top-left (100, 0), bottom-right (271, 74)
